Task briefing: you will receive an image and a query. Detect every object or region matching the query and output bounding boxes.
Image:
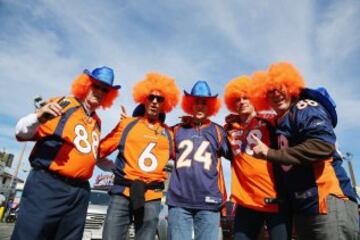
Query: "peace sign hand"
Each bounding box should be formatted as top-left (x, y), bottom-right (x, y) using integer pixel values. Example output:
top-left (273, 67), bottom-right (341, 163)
top-left (251, 133), bottom-right (269, 159)
top-left (120, 105), bottom-right (128, 120)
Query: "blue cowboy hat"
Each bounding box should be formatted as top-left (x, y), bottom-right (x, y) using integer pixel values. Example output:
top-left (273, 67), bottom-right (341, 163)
top-left (184, 80), bottom-right (218, 98)
top-left (300, 87), bottom-right (337, 127)
top-left (132, 104), bottom-right (166, 123)
top-left (83, 66), bottom-right (121, 89)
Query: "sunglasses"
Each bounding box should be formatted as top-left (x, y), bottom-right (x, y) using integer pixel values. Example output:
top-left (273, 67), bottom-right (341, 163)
top-left (147, 94), bottom-right (165, 103)
top-left (92, 84), bottom-right (110, 93)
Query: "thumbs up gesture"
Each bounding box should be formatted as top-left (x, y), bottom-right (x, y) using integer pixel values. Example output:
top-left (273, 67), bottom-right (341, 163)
top-left (251, 133), bottom-right (269, 159)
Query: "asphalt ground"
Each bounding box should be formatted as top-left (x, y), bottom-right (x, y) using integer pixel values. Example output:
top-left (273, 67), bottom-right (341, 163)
top-left (0, 222), bottom-right (14, 240)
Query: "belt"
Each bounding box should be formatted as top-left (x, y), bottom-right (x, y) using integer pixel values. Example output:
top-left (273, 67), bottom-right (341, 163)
top-left (33, 168), bottom-right (89, 188)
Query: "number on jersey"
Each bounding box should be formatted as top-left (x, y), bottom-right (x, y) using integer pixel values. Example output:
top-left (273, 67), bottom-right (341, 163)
top-left (138, 142), bottom-right (158, 172)
top-left (296, 99), bottom-right (318, 110)
top-left (229, 129), bottom-right (262, 156)
top-left (74, 124), bottom-right (99, 158)
top-left (177, 140), bottom-right (212, 170)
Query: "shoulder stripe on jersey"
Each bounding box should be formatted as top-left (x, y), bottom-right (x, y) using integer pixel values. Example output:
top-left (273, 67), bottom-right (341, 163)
top-left (117, 118), bottom-right (141, 155)
top-left (114, 118), bottom-right (141, 178)
top-left (213, 123), bottom-right (223, 145)
top-left (54, 106), bottom-right (80, 137)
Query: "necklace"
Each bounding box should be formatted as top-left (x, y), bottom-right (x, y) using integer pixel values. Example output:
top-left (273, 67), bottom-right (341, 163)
top-left (147, 123), bottom-right (162, 135)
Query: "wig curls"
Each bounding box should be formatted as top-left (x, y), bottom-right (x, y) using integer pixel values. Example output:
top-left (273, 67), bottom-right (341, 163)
top-left (132, 72), bottom-right (180, 113)
top-left (181, 96), bottom-right (221, 117)
top-left (71, 73), bottom-right (119, 109)
top-left (253, 62), bottom-right (306, 110)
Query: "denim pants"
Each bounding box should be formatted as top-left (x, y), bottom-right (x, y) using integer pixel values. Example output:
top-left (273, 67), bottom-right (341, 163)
top-left (294, 195), bottom-right (359, 240)
top-left (168, 206), bottom-right (220, 240)
top-left (233, 205), bottom-right (291, 240)
top-left (103, 194), bottom-right (161, 240)
top-left (11, 169), bottom-right (90, 240)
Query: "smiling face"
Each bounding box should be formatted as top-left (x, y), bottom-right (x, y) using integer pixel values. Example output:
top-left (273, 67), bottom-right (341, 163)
top-left (234, 95), bottom-right (255, 116)
top-left (266, 86), bottom-right (292, 116)
top-left (144, 90), bottom-right (164, 121)
top-left (84, 82), bottom-right (110, 112)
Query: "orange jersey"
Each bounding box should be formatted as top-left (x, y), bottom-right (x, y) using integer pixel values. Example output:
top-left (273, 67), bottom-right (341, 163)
top-left (99, 117), bottom-right (173, 201)
top-left (27, 96), bottom-right (101, 180)
top-left (227, 115), bottom-right (279, 212)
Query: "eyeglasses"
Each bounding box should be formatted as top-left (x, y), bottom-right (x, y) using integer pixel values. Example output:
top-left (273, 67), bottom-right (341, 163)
top-left (92, 84), bottom-right (110, 93)
top-left (147, 94), bottom-right (165, 103)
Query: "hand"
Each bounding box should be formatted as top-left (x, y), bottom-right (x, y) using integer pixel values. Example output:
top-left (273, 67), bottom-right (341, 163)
top-left (225, 114), bottom-right (240, 124)
top-left (179, 115), bottom-right (192, 125)
top-left (120, 105), bottom-right (128, 120)
top-left (251, 133), bottom-right (269, 159)
top-left (36, 101), bottom-right (63, 123)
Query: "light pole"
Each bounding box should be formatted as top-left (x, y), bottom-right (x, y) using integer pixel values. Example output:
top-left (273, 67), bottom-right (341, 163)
top-left (343, 152), bottom-right (357, 188)
top-left (8, 143), bottom-right (27, 198)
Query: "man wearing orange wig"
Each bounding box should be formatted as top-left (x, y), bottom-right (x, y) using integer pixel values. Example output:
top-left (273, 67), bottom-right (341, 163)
top-left (99, 72), bottom-right (179, 240)
top-left (167, 80), bottom-right (232, 240)
top-left (251, 62), bottom-right (359, 239)
top-left (224, 75), bottom-right (291, 240)
top-left (12, 66), bottom-right (120, 240)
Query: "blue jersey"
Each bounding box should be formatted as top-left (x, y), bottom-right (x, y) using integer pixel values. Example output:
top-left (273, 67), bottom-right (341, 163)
top-left (167, 121), bottom-right (232, 210)
top-left (276, 98), bottom-right (356, 215)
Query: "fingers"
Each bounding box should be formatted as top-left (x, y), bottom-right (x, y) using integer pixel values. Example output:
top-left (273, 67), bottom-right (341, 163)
top-left (250, 133), bottom-right (261, 144)
top-left (225, 114), bottom-right (239, 124)
top-left (120, 105), bottom-right (128, 120)
top-left (120, 105), bottom-right (127, 115)
top-left (37, 102), bottom-right (63, 123)
top-left (120, 113), bottom-right (128, 120)
top-left (49, 103), bottom-right (63, 115)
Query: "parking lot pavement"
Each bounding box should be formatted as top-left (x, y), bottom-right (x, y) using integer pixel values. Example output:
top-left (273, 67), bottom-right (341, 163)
top-left (0, 222), bottom-right (14, 240)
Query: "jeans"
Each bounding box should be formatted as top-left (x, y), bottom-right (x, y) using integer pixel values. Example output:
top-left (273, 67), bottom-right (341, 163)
top-left (168, 206), bottom-right (220, 240)
top-left (294, 195), bottom-right (359, 240)
top-left (103, 194), bottom-right (161, 240)
top-left (233, 205), bottom-right (291, 240)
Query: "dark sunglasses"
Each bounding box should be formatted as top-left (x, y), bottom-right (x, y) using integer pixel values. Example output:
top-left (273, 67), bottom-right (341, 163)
top-left (147, 94), bottom-right (165, 103)
top-left (92, 84), bottom-right (110, 93)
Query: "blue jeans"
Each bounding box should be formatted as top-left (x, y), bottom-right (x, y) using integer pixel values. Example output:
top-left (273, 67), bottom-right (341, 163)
top-left (233, 205), bottom-right (290, 240)
top-left (168, 206), bottom-right (220, 240)
top-left (103, 194), bottom-right (161, 240)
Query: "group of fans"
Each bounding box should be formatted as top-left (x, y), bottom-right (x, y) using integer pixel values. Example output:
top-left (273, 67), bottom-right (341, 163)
top-left (12, 62), bottom-right (359, 240)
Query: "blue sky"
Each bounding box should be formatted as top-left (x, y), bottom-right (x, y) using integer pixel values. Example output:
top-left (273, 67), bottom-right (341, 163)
top-left (1, 0), bottom-right (360, 192)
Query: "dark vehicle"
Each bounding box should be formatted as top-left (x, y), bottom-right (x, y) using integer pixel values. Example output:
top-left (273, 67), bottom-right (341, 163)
top-left (221, 201), bottom-right (235, 240)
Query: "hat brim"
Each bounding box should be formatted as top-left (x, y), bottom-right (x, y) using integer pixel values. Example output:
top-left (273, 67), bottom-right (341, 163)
top-left (183, 90), bottom-right (218, 98)
top-left (301, 88), bottom-right (337, 127)
top-left (83, 69), bottom-right (121, 89)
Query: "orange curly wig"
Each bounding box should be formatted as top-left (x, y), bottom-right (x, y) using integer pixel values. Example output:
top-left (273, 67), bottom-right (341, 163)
top-left (252, 62), bottom-right (306, 110)
top-left (132, 72), bottom-right (180, 113)
top-left (71, 73), bottom-right (119, 109)
top-left (181, 96), bottom-right (221, 116)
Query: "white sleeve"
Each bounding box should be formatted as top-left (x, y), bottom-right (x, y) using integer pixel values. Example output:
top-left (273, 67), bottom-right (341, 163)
top-left (15, 113), bottom-right (41, 140)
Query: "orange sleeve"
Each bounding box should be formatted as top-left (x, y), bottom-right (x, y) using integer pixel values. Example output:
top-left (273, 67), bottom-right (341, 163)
top-left (99, 120), bottom-right (126, 158)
